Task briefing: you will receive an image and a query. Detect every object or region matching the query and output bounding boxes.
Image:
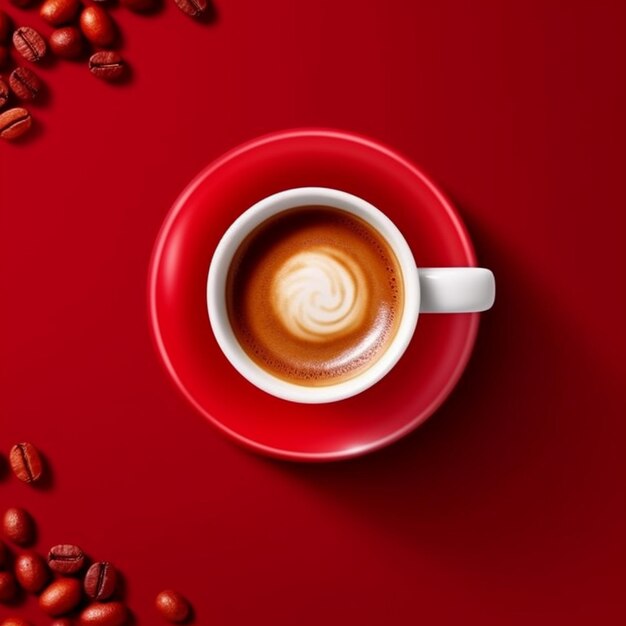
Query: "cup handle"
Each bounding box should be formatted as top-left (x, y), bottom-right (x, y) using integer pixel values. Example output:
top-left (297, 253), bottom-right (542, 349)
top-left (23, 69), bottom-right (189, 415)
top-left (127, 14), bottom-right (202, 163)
top-left (418, 268), bottom-right (495, 313)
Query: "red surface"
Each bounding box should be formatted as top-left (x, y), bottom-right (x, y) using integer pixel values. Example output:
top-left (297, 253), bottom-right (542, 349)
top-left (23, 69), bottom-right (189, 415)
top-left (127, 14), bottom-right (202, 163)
top-left (149, 129), bottom-right (479, 460)
top-left (1, 0), bottom-right (625, 624)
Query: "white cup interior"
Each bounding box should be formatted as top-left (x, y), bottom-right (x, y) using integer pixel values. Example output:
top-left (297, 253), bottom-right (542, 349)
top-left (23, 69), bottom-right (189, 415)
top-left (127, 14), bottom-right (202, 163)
top-left (207, 187), bottom-right (420, 404)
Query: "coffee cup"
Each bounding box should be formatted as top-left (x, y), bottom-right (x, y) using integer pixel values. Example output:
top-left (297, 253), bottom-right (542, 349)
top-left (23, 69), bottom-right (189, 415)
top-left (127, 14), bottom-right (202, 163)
top-left (207, 187), bottom-right (494, 403)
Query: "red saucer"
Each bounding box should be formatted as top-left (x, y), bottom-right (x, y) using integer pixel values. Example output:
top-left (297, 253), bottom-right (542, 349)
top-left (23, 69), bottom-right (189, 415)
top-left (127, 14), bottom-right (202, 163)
top-left (148, 129), bottom-right (479, 461)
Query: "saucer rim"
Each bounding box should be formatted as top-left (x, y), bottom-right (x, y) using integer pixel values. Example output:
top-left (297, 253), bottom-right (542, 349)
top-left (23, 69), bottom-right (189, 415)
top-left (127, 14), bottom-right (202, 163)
top-left (148, 128), bottom-right (480, 462)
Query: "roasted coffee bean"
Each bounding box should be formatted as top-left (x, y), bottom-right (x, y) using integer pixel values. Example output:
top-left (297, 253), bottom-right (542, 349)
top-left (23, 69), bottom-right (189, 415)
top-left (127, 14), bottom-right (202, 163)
top-left (0, 78), bottom-right (9, 108)
top-left (80, 602), bottom-right (128, 626)
top-left (1, 619), bottom-right (32, 626)
top-left (0, 46), bottom-right (10, 70)
top-left (10, 68), bottom-right (41, 103)
top-left (0, 108), bottom-right (32, 141)
top-left (15, 551), bottom-right (49, 593)
top-left (80, 6), bottom-right (116, 47)
top-left (0, 10), bottom-right (12, 43)
top-left (89, 51), bottom-right (125, 81)
top-left (9, 442), bottom-right (43, 483)
top-left (2, 507), bottom-right (35, 545)
top-left (40, 0), bottom-right (81, 26)
top-left (121, 0), bottom-right (157, 11)
top-left (173, 0), bottom-right (207, 17)
top-left (0, 571), bottom-right (17, 603)
top-left (49, 27), bottom-right (83, 59)
top-left (155, 590), bottom-right (190, 623)
top-left (0, 541), bottom-right (8, 568)
top-left (13, 27), bottom-right (47, 64)
top-left (48, 544), bottom-right (85, 574)
top-left (39, 578), bottom-right (82, 616)
top-left (84, 561), bottom-right (117, 600)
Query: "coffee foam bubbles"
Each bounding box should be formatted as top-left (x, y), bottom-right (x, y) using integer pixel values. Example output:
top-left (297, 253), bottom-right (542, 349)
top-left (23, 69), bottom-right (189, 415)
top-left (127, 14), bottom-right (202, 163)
top-left (271, 246), bottom-right (368, 342)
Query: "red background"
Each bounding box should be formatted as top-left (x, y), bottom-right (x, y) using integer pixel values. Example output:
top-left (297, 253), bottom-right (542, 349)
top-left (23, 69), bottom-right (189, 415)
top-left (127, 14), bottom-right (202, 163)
top-left (1, 0), bottom-right (625, 624)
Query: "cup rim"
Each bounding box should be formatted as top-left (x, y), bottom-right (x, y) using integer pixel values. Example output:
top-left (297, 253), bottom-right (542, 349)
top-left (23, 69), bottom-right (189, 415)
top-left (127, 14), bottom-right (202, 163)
top-left (207, 187), bottom-right (420, 403)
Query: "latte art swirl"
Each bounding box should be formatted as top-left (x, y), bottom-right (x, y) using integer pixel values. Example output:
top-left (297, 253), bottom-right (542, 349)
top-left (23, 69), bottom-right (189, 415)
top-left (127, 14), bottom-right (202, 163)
top-left (226, 207), bottom-right (404, 386)
top-left (271, 247), bottom-right (368, 341)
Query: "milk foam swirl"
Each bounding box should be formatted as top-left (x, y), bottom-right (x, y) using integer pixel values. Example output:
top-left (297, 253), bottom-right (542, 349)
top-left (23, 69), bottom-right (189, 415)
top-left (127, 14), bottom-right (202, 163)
top-left (271, 247), bottom-right (368, 342)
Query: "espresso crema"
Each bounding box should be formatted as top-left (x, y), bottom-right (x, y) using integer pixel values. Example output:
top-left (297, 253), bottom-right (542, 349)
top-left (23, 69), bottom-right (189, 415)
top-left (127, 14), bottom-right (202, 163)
top-left (226, 207), bottom-right (404, 386)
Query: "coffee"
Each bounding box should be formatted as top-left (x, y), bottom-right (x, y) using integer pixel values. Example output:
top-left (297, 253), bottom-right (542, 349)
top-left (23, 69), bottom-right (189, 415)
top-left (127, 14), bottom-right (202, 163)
top-left (3, 507), bottom-right (36, 546)
top-left (174, 0), bottom-right (207, 18)
top-left (89, 51), bottom-right (126, 81)
top-left (39, 578), bottom-right (82, 616)
top-left (80, 6), bottom-right (117, 47)
top-left (80, 601), bottom-right (128, 625)
top-left (48, 544), bottom-right (85, 574)
top-left (155, 589), bottom-right (191, 623)
top-left (15, 552), bottom-right (50, 593)
top-left (226, 207), bottom-right (404, 387)
top-left (49, 27), bottom-right (84, 59)
top-left (9, 442), bottom-right (43, 483)
top-left (0, 108), bottom-right (32, 141)
top-left (12, 27), bottom-right (47, 63)
top-left (9, 68), bottom-right (42, 102)
top-left (84, 562), bottom-right (117, 600)
top-left (40, 0), bottom-right (81, 27)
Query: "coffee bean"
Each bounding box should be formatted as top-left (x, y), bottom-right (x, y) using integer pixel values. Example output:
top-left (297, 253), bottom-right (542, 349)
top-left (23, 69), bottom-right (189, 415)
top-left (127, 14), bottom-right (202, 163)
top-left (48, 544), bottom-right (85, 574)
top-left (84, 561), bottom-right (117, 601)
top-left (80, 602), bottom-right (128, 626)
top-left (9, 442), bottom-right (43, 482)
top-left (0, 78), bottom-right (9, 109)
top-left (173, 0), bottom-right (207, 17)
top-left (0, 10), bottom-right (12, 43)
top-left (0, 108), bottom-right (32, 141)
top-left (2, 507), bottom-right (35, 545)
top-left (49, 27), bottom-right (83, 59)
top-left (0, 541), bottom-right (8, 568)
top-left (40, 0), bottom-right (81, 26)
top-left (1, 619), bottom-right (32, 626)
top-left (14, 551), bottom-right (49, 593)
top-left (11, 67), bottom-right (43, 102)
top-left (89, 51), bottom-right (125, 81)
top-left (13, 27), bottom-right (47, 63)
top-left (0, 46), bottom-right (10, 70)
top-left (155, 590), bottom-right (190, 623)
top-left (121, 0), bottom-right (157, 12)
top-left (0, 571), bottom-right (17, 603)
top-left (80, 6), bottom-right (116, 47)
top-left (39, 578), bottom-right (83, 616)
